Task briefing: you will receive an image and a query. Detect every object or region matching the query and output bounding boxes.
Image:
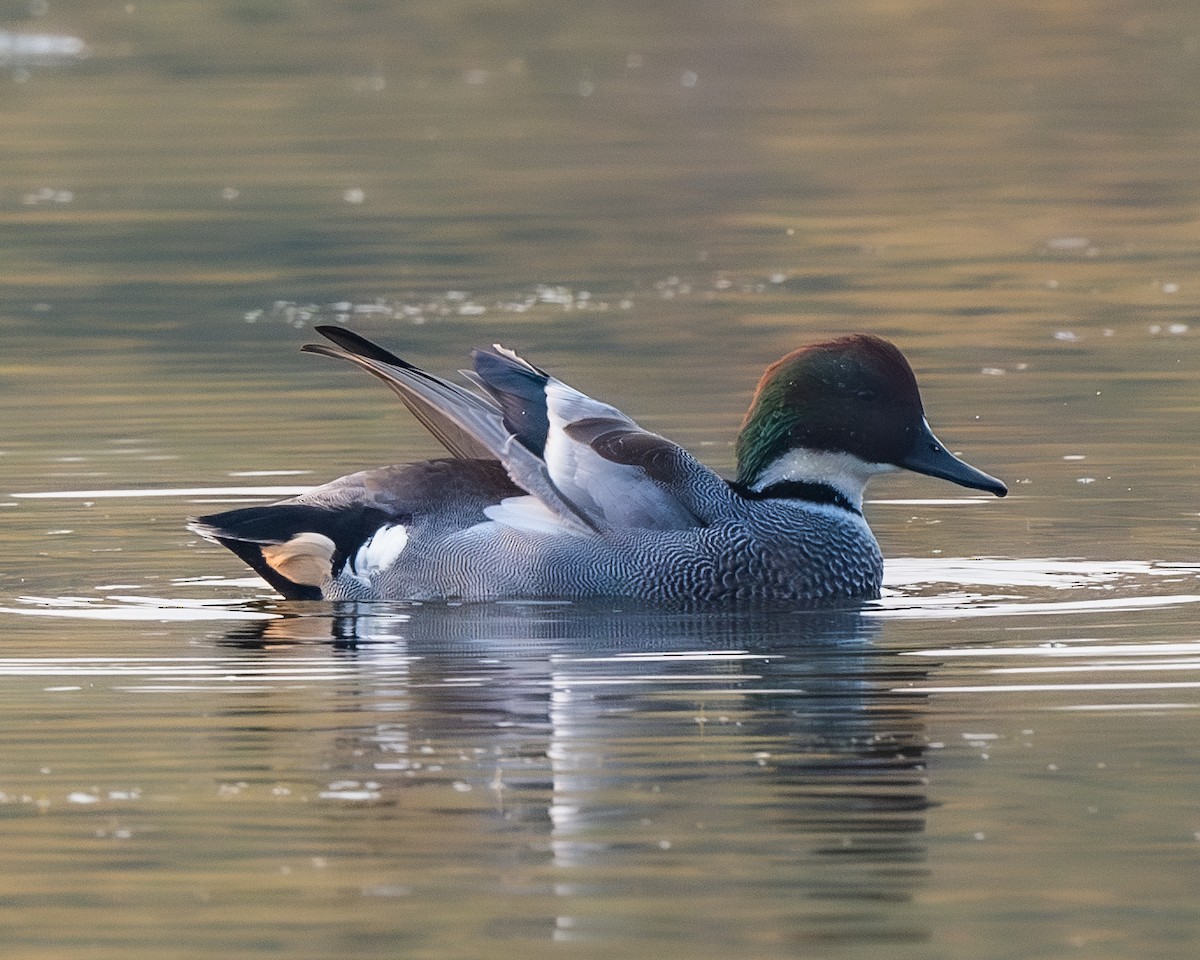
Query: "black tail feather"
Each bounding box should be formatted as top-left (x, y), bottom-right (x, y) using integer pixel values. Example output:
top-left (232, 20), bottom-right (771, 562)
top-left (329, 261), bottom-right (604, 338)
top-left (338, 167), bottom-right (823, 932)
top-left (211, 536), bottom-right (324, 601)
top-left (308, 325), bottom-right (417, 368)
top-left (190, 503), bottom-right (395, 601)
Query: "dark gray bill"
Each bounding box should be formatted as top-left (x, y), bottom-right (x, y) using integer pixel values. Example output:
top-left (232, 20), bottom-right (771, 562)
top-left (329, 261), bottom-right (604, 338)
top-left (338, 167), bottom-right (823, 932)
top-left (900, 419), bottom-right (1007, 497)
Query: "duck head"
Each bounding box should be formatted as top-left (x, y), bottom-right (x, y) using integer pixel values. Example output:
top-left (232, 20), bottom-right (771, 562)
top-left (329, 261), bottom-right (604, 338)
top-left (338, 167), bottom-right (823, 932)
top-left (735, 334), bottom-right (1007, 507)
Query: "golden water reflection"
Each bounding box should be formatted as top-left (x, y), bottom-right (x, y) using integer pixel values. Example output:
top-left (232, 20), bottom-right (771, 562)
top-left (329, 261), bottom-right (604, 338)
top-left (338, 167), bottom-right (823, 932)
top-left (3, 0), bottom-right (1200, 956)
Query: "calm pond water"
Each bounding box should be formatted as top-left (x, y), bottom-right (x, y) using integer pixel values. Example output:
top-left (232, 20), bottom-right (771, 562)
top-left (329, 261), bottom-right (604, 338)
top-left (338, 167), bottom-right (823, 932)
top-left (2, 1), bottom-right (1200, 958)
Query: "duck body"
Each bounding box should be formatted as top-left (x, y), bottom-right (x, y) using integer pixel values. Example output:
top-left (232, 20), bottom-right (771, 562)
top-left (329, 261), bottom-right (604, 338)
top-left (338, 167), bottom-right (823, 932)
top-left (190, 328), bottom-right (1004, 607)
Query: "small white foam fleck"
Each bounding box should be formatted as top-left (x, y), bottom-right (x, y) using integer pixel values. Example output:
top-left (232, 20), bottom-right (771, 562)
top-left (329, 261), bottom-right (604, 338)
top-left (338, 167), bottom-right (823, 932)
top-left (227, 470), bottom-right (312, 477)
top-left (319, 789), bottom-right (380, 801)
top-left (319, 780), bottom-right (381, 801)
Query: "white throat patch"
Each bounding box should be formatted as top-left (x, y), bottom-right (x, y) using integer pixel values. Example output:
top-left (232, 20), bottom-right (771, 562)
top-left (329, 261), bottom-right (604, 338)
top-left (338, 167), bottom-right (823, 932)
top-left (751, 448), bottom-right (896, 508)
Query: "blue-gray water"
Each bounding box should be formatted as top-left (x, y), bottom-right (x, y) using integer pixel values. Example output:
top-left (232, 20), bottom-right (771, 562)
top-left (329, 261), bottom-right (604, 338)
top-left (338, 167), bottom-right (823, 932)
top-left (2, 2), bottom-right (1199, 958)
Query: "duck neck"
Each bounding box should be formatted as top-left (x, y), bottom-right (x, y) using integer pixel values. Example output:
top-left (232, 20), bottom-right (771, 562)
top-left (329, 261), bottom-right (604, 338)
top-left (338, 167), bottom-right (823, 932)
top-left (741, 448), bottom-right (895, 512)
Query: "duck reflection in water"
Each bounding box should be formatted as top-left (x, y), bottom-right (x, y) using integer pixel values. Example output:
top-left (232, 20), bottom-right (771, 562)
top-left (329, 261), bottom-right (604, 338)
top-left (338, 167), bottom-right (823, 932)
top-left (220, 603), bottom-right (934, 946)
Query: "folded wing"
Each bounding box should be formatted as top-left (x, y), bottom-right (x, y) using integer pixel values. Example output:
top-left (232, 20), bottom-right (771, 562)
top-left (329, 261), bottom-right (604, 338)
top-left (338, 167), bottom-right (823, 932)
top-left (468, 343), bottom-right (724, 532)
top-left (305, 326), bottom-right (726, 535)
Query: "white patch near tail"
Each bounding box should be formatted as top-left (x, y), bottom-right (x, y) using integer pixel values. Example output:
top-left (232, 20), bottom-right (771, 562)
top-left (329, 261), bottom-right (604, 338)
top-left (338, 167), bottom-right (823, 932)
top-left (261, 532), bottom-right (336, 587)
top-left (351, 524), bottom-right (410, 577)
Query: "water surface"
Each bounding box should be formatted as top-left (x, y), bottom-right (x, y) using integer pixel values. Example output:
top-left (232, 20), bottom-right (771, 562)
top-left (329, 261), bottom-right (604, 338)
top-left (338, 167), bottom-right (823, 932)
top-left (2, 2), bottom-right (1199, 958)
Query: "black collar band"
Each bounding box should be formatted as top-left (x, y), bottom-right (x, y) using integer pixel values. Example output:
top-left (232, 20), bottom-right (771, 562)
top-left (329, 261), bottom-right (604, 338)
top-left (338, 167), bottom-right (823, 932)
top-left (729, 479), bottom-right (861, 516)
